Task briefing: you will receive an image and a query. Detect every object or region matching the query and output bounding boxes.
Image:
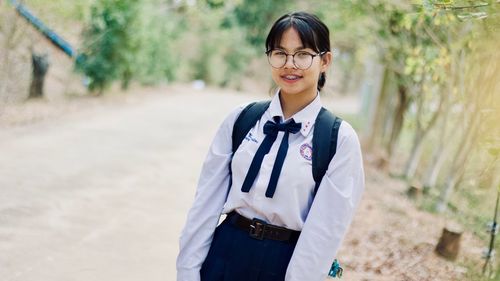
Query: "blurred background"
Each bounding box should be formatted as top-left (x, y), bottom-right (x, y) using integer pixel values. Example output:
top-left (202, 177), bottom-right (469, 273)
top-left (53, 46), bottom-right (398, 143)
top-left (0, 0), bottom-right (499, 280)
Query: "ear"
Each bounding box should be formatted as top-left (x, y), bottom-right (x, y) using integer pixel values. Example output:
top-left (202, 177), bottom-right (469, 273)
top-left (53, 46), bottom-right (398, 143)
top-left (320, 51), bottom-right (333, 72)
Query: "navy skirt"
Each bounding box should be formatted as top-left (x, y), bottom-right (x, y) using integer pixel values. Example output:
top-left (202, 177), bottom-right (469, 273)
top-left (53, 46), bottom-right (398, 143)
top-left (200, 215), bottom-right (298, 281)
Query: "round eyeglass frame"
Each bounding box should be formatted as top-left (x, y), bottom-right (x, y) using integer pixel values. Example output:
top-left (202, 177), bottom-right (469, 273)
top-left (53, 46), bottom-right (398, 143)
top-left (265, 50), bottom-right (326, 70)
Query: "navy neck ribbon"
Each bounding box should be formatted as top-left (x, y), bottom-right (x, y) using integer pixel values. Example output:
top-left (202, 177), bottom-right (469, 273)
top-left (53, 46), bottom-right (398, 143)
top-left (241, 117), bottom-right (302, 198)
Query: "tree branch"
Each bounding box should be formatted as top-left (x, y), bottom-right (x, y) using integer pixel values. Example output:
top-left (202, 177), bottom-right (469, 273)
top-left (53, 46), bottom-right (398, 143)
top-left (434, 2), bottom-right (491, 10)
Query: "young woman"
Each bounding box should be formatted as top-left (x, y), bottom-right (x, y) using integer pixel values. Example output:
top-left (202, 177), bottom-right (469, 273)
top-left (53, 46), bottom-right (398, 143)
top-left (177, 11), bottom-right (364, 281)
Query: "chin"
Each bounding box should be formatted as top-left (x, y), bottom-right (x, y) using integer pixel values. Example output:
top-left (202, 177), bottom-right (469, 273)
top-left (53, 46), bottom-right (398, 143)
top-left (279, 85), bottom-right (306, 96)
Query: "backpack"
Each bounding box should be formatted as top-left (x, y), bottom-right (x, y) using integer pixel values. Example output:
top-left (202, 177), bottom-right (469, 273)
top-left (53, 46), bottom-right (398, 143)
top-left (231, 101), bottom-right (342, 196)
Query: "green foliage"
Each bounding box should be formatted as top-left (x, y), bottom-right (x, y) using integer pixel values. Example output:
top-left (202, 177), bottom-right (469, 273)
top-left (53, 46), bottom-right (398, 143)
top-left (133, 1), bottom-right (180, 85)
top-left (206, 0), bottom-right (225, 9)
top-left (230, 0), bottom-right (293, 48)
top-left (76, 0), bottom-right (298, 91)
top-left (192, 6), bottom-right (255, 87)
top-left (325, 5), bottom-right (499, 273)
top-left (77, 0), bottom-right (142, 92)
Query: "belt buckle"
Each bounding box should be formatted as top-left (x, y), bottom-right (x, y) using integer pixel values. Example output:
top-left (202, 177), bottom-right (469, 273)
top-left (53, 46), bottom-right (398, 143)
top-left (249, 218), bottom-right (266, 240)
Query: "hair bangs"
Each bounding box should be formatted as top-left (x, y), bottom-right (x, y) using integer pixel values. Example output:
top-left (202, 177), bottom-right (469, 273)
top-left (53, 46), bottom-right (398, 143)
top-left (265, 14), bottom-right (322, 53)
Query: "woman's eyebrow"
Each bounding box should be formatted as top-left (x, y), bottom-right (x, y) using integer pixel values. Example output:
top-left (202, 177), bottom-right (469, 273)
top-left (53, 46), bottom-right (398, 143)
top-left (276, 46), bottom-right (307, 51)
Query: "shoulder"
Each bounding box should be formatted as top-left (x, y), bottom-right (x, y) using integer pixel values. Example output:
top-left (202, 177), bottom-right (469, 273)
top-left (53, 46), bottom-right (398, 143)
top-left (208, 102), bottom-right (255, 149)
top-left (337, 120), bottom-right (362, 152)
top-left (229, 100), bottom-right (273, 125)
top-left (218, 101), bottom-right (261, 131)
top-left (315, 109), bottom-right (359, 143)
top-left (338, 120), bottom-right (358, 139)
top-left (324, 118), bottom-right (364, 176)
top-left (225, 101), bottom-right (255, 122)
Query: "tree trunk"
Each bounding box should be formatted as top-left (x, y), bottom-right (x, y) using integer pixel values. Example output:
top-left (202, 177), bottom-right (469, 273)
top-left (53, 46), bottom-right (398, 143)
top-left (339, 51), bottom-right (353, 95)
top-left (423, 105), bottom-right (457, 193)
top-left (404, 132), bottom-right (425, 180)
top-left (29, 52), bottom-right (49, 99)
top-left (385, 80), bottom-right (408, 159)
top-left (436, 113), bottom-right (481, 212)
top-left (0, 50), bottom-right (10, 98)
top-left (404, 89), bottom-right (444, 181)
top-left (121, 68), bottom-right (132, 90)
top-left (436, 169), bottom-right (464, 212)
top-left (423, 145), bottom-right (448, 194)
top-left (367, 66), bottom-right (391, 151)
top-left (422, 47), bottom-right (461, 193)
top-left (1, 8), bottom-right (27, 99)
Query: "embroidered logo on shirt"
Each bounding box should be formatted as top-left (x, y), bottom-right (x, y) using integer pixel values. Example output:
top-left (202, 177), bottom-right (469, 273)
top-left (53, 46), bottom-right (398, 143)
top-left (300, 143), bottom-right (313, 161)
top-left (244, 132), bottom-right (259, 143)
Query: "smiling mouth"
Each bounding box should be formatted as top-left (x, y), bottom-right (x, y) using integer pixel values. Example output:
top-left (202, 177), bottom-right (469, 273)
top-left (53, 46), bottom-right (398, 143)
top-left (281, 74), bottom-right (302, 81)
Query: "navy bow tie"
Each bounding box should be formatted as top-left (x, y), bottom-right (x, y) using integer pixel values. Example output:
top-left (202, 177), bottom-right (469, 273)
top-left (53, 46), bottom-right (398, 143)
top-left (241, 118), bottom-right (302, 198)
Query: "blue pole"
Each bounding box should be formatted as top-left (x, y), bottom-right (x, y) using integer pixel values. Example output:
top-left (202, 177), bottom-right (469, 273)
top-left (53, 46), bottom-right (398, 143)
top-left (8, 0), bottom-right (76, 58)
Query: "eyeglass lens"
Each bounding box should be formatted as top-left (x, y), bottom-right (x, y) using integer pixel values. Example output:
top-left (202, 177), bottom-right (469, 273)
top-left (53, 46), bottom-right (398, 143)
top-left (268, 50), bottom-right (315, 70)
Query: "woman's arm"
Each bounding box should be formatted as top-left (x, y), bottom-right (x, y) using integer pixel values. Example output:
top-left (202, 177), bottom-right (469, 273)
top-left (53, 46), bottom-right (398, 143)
top-left (176, 105), bottom-right (244, 281)
top-left (285, 121), bottom-right (365, 281)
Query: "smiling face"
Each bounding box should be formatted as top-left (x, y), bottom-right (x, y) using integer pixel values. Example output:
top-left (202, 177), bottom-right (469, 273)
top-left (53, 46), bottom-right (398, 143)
top-left (269, 27), bottom-right (331, 100)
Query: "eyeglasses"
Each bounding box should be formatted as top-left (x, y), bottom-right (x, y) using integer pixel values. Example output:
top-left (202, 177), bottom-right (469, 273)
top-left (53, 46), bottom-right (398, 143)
top-left (266, 50), bottom-right (326, 70)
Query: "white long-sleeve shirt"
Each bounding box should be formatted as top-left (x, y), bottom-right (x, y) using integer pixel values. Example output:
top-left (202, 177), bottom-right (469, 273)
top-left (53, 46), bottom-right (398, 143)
top-left (177, 92), bottom-right (365, 281)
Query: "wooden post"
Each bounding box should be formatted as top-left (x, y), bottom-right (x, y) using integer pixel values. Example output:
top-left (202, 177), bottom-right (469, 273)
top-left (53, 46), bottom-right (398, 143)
top-left (407, 184), bottom-right (422, 200)
top-left (29, 52), bottom-right (49, 99)
top-left (435, 223), bottom-right (463, 261)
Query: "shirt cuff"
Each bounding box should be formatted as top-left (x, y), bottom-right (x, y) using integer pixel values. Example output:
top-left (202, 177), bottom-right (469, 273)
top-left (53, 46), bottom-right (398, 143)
top-left (177, 268), bottom-right (200, 281)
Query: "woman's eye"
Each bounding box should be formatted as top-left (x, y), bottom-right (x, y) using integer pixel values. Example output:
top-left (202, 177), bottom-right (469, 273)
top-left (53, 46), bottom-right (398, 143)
top-left (274, 51), bottom-right (286, 56)
top-left (296, 52), bottom-right (311, 58)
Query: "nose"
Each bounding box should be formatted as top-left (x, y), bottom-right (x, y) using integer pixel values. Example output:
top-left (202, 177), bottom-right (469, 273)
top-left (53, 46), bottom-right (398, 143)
top-left (283, 54), bottom-right (296, 69)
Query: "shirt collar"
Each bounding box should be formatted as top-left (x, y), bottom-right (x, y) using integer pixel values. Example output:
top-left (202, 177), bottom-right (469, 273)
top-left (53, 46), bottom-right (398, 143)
top-left (268, 89), bottom-right (323, 137)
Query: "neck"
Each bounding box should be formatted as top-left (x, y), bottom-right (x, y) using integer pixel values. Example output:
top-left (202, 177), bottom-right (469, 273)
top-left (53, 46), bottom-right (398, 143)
top-left (279, 89), bottom-right (317, 120)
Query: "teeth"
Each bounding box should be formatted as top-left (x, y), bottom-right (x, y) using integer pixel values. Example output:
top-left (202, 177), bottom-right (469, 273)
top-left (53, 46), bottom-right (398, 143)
top-left (285, 75), bottom-right (299, 80)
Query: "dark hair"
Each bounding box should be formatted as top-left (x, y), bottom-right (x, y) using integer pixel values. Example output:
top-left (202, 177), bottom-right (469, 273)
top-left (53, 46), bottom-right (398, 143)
top-left (265, 12), bottom-right (331, 91)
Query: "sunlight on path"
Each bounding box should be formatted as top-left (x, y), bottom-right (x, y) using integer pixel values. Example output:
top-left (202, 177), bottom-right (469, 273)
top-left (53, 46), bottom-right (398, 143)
top-left (0, 87), bottom-right (258, 281)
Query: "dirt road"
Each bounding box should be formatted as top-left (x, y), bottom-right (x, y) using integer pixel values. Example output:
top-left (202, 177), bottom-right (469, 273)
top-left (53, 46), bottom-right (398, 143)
top-left (0, 86), bottom-right (259, 281)
top-left (0, 85), bottom-right (484, 281)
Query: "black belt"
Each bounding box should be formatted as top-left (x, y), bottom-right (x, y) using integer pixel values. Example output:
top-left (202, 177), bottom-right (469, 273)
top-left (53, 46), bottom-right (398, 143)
top-left (226, 211), bottom-right (300, 242)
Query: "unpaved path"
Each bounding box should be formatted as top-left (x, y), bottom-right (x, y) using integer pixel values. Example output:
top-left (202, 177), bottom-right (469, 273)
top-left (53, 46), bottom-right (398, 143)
top-left (0, 86), bottom-right (258, 281)
top-left (0, 85), bottom-right (484, 281)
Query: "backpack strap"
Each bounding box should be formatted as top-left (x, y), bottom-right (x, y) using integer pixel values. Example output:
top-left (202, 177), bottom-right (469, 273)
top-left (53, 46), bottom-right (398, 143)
top-left (231, 101), bottom-right (271, 153)
top-left (228, 101), bottom-right (270, 196)
top-left (231, 102), bottom-right (341, 197)
top-left (312, 107), bottom-right (342, 195)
